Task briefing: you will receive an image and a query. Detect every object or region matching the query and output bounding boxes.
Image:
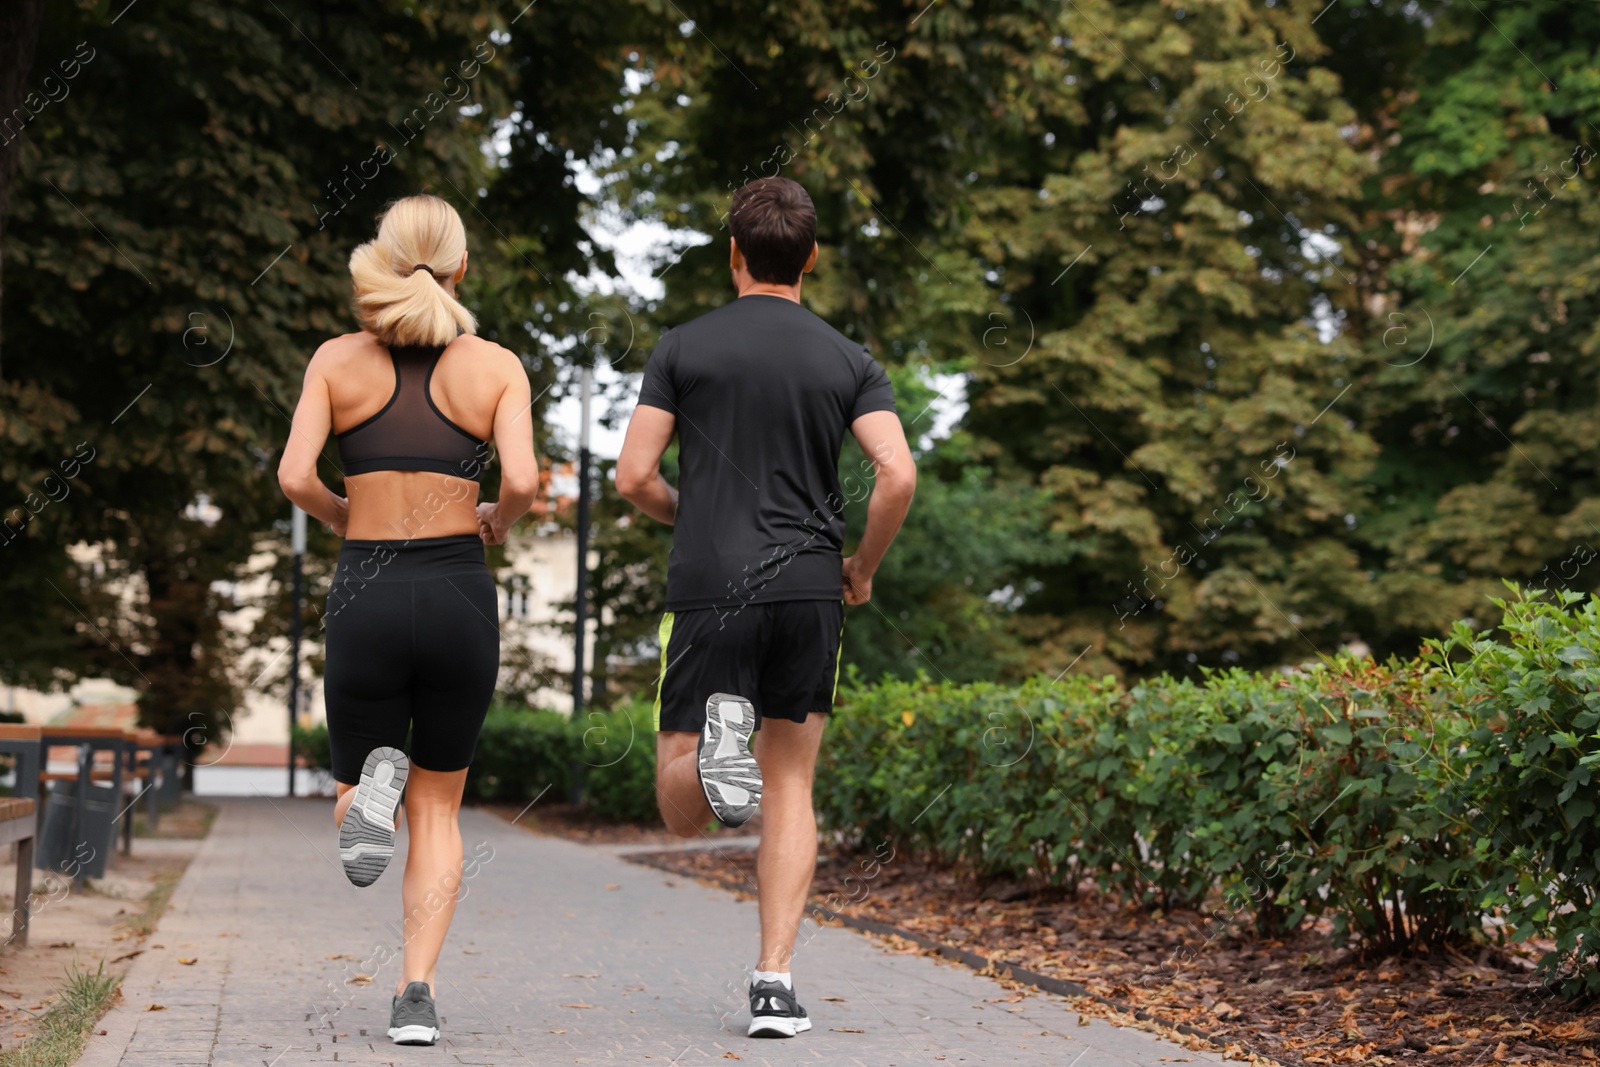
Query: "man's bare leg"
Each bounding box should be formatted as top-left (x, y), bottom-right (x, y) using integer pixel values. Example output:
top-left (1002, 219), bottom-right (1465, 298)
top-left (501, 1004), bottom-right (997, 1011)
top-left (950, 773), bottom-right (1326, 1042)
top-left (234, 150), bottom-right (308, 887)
top-left (750, 713), bottom-right (826, 972)
top-left (656, 731), bottom-right (714, 837)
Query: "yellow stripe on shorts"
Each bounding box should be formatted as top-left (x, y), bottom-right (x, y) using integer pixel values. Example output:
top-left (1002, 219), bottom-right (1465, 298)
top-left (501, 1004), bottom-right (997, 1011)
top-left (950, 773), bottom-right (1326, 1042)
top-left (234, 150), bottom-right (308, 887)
top-left (653, 611), bottom-right (675, 730)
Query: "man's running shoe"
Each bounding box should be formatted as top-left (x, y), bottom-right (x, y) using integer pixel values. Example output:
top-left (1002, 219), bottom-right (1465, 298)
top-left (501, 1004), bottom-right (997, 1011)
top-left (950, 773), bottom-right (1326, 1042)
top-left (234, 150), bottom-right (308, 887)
top-left (339, 747), bottom-right (408, 888)
top-left (387, 980), bottom-right (441, 1045)
top-left (698, 693), bottom-right (761, 827)
top-left (747, 978), bottom-right (811, 1038)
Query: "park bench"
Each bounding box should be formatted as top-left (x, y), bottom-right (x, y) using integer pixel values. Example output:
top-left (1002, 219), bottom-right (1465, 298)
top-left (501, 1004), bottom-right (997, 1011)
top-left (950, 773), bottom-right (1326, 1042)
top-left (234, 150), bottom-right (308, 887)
top-left (0, 725), bottom-right (41, 948)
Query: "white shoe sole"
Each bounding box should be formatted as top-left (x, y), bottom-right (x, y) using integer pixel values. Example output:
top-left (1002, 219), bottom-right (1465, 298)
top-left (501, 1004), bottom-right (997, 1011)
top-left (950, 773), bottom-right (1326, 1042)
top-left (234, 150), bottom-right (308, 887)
top-left (339, 747), bottom-right (408, 888)
top-left (698, 693), bottom-right (761, 826)
top-left (748, 1014), bottom-right (812, 1037)
top-left (387, 1024), bottom-right (440, 1045)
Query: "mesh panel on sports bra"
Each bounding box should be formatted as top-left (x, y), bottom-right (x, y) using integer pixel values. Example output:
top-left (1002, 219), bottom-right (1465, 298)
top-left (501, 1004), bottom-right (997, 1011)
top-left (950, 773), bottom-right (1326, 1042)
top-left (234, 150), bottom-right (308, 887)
top-left (336, 344), bottom-right (490, 481)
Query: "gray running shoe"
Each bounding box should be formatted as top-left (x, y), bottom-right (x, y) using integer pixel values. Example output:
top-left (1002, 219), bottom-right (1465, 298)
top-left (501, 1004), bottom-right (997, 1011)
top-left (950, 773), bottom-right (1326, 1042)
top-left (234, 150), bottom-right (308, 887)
top-left (697, 693), bottom-right (761, 827)
top-left (387, 980), bottom-right (440, 1045)
top-left (747, 978), bottom-right (811, 1038)
top-left (339, 747), bottom-right (408, 888)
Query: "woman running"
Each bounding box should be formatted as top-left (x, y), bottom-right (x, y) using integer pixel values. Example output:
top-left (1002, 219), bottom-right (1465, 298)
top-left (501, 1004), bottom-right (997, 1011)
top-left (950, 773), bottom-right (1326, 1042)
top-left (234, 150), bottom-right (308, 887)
top-left (277, 194), bottom-right (537, 1046)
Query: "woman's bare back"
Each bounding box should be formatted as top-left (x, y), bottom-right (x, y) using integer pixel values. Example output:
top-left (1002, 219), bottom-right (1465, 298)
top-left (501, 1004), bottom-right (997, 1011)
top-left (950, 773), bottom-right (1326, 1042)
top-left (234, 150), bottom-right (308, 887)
top-left (319, 331), bottom-right (518, 541)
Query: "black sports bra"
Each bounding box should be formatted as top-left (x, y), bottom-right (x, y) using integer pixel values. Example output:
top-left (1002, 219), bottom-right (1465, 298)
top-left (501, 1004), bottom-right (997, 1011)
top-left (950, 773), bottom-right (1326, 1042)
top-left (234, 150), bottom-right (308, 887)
top-left (336, 344), bottom-right (490, 482)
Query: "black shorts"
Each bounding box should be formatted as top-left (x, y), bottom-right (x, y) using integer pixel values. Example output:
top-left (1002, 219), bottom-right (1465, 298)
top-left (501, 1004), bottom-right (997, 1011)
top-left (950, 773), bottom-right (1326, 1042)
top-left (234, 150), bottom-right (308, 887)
top-left (653, 600), bottom-right (844, 732)
top-left (323, 534), bottom-right (499, 784)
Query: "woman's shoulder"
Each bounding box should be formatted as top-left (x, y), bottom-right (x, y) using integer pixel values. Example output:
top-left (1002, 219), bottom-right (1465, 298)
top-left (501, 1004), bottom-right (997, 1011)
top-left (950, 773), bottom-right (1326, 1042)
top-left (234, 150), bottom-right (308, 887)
top-left (444, 333), bottom-right (520, 373)
top-left (311, 331), bottom-right (385, 369)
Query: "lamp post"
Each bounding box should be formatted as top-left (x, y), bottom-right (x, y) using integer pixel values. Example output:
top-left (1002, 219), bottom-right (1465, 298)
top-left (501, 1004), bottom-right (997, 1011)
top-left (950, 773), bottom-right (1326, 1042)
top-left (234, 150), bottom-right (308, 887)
top-left (573, 363), bottom-right (592, 717)
top-left (289, 505), bottom-right (305, 797)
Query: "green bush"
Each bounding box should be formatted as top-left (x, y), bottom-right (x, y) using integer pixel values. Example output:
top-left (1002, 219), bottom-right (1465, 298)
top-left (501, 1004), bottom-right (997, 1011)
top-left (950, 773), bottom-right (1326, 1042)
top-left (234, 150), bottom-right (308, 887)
top-left (818, 607), bottom-right (1600, 985)
top-left (292, 722), bottom-right (332, 771)
top-left (294, 699), bottom-right (660, 823)
top-left (1435, 588), bottom-right (1600, 993)
top-left (465, 706), bottom-right (579, 803)
top-left (574, 697), bottom-right (658, 823)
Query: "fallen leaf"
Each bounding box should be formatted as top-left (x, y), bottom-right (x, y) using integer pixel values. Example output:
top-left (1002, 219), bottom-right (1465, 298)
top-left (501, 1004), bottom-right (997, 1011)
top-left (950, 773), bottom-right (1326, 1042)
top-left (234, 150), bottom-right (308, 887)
top-left (605, 884), bottom-right (621, 890)
top-left (722, 1055), bottom-right (742, 1061)
top-left (178, 958), bottom-right (197, 966)
top-left (325, 953), bottom-right (356, 961)
top-left (562, 973), bottom-right (599, 979)
top-left (560, 1003), bottom-right (595, 1009)
top-left (546, 1029), bottom-right (566, 1034)
top-left (146, 1005), bottom-right (166, 1012)
top-left (1210, 1001), bottom-right (1240, 1020)
top-left (347, 974), bottom-right (374, 986)
top-left (830, 1026), bottom-right (865, 1033)
top-left (819, 996), bottom-right (846, 1002)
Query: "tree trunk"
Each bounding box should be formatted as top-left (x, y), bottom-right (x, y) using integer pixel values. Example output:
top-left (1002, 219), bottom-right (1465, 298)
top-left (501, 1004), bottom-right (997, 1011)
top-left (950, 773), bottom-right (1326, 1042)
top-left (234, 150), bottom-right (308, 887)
top-left (0, 0), bottom-right (47, 364)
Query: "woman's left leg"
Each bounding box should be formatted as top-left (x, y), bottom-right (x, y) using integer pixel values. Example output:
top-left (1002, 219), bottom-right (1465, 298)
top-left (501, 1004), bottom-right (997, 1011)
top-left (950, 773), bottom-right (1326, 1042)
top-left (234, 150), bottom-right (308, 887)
top-left (395, 765), bottom-right (469, 995)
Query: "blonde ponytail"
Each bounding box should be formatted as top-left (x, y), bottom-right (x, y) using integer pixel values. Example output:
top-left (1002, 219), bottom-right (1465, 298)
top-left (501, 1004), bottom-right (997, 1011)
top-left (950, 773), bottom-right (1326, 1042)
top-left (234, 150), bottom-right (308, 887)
top-left (349, 194), bottom-right (477, 347)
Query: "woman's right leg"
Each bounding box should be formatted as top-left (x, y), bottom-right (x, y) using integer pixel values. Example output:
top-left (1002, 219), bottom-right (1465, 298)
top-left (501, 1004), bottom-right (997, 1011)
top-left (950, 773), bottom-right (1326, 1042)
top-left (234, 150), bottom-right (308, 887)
top-left (396, 765), bottom-right (469, 995)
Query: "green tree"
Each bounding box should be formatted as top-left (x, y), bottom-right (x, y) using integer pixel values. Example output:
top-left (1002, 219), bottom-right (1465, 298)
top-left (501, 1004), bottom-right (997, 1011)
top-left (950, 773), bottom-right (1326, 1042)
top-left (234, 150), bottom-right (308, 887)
top-left (1344, 0), bottom-right (1600, 656)
top-left (0, 2), bottom-right (559, 743)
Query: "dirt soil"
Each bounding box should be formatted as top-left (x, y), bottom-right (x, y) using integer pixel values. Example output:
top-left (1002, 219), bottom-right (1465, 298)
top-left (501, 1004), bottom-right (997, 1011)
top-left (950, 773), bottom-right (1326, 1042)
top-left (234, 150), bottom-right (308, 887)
top-left (476, 800), bottom-right (761, 845)
top-left (0, 800), bottom-right (213, 1054)
top-left (628, 844), bottom-right (1600, 1067)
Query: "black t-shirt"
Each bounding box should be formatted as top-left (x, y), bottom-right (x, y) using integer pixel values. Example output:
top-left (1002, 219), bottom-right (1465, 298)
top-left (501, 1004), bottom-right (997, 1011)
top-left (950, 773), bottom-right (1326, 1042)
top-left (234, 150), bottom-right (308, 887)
top-left (636, 295), bottom-right (898, 612)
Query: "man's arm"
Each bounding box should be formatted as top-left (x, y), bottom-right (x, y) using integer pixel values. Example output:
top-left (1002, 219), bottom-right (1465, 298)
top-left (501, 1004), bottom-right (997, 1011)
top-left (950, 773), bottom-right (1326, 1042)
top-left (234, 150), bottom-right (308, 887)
top-left (616, 404), bottom-right (679, 525)
top-left (842, 410), bottom-right (916, 605)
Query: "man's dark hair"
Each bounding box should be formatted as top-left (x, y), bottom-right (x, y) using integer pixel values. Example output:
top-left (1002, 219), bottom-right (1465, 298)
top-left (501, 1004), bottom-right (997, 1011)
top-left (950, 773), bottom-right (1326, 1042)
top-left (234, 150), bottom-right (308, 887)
top-left (728, 178), bottom-right (817, 285)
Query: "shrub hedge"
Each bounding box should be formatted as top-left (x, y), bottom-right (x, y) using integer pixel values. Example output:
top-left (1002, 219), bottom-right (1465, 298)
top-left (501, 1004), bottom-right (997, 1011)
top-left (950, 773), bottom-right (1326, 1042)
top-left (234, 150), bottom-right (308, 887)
top-left (818, 590), bottom-right (1600, 991)
top-left (294, 696), bottom-right (659, 824)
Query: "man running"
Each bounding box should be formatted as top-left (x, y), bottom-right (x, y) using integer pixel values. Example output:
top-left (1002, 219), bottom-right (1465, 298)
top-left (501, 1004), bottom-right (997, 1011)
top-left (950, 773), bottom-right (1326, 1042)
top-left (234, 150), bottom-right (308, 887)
top-left (616, 176), bottom-right (916, 1038)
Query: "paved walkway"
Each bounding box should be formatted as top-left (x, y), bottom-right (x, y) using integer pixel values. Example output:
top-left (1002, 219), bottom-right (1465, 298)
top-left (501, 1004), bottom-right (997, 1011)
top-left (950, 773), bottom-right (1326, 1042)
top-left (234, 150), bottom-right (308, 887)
top-left (81, 798), bottom-right (1222, 1066)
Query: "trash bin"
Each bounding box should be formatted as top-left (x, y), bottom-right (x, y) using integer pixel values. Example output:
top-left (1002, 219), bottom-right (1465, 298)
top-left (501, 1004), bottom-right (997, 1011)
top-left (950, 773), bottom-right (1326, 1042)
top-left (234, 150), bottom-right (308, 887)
top-left (37, 780), bottom-right (115, 880)
top-left (159, 744), bottom-right (186, 806)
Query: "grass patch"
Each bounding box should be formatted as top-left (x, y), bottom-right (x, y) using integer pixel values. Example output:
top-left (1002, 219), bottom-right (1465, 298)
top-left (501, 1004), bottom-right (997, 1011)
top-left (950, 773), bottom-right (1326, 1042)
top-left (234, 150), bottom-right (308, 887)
top-left (121, 868), bottom-right (182, 940)
top-left (0, 961), bottom-right (119, 1067)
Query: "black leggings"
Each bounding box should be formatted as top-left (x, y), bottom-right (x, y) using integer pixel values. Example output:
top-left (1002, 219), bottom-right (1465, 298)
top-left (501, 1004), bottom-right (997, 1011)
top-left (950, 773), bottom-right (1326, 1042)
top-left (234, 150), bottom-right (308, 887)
top-left (323, 534), bottom-right (499, 785)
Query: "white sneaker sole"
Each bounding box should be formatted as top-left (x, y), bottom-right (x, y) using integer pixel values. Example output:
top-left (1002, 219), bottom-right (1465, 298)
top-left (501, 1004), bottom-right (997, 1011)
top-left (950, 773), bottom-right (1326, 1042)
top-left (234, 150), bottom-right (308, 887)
top-left (698, 693), bottom-right (761, 827)
top-left (748, 1014), bottom-right (812, 1037)
top-left (387, 1024), bottom-right (440, 1045)
top-left (339, 747), bottom-right (408, 888)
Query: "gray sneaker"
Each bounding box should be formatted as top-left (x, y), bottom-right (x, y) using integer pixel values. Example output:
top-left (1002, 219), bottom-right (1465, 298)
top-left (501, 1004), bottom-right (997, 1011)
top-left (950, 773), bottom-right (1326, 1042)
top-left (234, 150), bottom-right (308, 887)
top-left (697, 693), bottom-right (762, 827)
top-left (339, 747), bottom-right (408, 888)
top-left (748, 978), bottom-right (812, 1037)
top-left (387, 980), bottom-right (440, 1045)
